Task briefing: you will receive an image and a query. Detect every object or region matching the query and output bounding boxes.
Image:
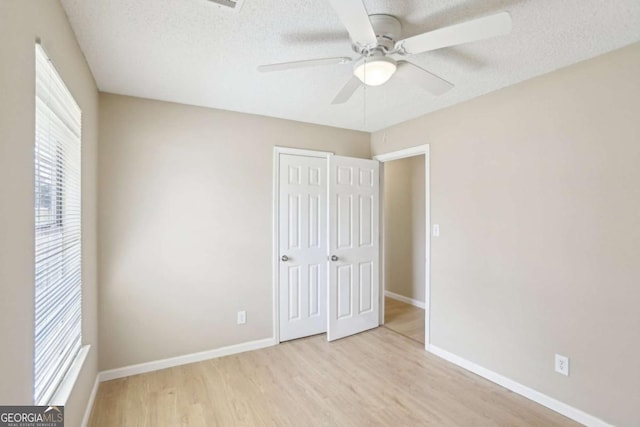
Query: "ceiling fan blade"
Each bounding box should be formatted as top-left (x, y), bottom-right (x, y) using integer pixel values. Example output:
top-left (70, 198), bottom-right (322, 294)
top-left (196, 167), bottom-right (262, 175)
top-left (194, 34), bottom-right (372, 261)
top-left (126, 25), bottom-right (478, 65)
top-left (395, 62), bottom-right (453, 96)
top-left (328, 0), bottom-right (377, 47)
top-left (331, 76), bottom-right (361, 104)
top-left (397, 12), bottom-right (512, 55)
top-left (258, 57), bottom-right (351, 72)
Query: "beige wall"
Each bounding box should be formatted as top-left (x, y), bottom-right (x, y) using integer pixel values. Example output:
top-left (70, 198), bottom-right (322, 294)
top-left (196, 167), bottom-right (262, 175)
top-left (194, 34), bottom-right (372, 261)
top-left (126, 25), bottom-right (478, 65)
top-left (0, 1), bottom-right (99, 426)
top-left (383, 156), bottom-right (425, 302)
top-left (98, 93), bottom-right (370, 370)
top-left (372, 43), bottom-right (640, 427)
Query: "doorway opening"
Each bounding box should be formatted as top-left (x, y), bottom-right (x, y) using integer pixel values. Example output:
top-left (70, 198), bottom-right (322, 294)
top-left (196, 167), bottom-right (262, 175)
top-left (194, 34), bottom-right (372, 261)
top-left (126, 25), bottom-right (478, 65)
top-left (375, 145), bottom-right (430, 349)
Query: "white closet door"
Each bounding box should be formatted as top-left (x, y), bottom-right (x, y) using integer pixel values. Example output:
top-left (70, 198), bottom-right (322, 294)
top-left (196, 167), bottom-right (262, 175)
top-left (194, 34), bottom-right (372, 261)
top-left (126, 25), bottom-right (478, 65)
top-left (327, 156), bottom-right (380, 341)
top-left (279, 154), bottom-right (327, 341)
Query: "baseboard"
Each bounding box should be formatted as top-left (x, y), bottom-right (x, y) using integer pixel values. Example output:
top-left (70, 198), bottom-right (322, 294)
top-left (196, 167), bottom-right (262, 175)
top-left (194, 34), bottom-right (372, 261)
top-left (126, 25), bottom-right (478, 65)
top-left (384, 290), bottom-right (426, 309)
top-left (429, 345), bottom-right (613, 427)
top-left (80, 374), bottom-right (100, 427)
top-left (99, 337), bottom-right (276, 382)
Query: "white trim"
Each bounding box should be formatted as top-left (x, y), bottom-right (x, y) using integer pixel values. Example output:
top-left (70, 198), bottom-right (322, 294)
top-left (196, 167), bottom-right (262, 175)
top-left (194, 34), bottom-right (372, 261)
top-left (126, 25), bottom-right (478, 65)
top-left (375, 144), bottom-right (431, 350)
top-left (80, 374), bottom-right (100, 427)
top-left (378, 163), bottom-right (386, 325)
top-left (374, 144), bottom-right (430, 162)
top-left (429, 345), bottom-right (613, 427)
top-left (384, 290), bottom-right (426, 310)
top-left (99, 337), bottom-right (276, 382)
top-left (272, 149), bottom-right (279, 344)
top-left (273, 146), bottom-right (333, 344)
top-left (424, 148), bottom-right (431, 351)
top-left (274, 146), bottom-right (333, 158)
top-left (49, 345), bottom-right (90, 406)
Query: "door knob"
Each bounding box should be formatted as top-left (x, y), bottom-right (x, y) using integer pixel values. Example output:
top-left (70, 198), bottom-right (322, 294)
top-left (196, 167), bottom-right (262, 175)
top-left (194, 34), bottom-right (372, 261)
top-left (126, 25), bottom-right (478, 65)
top-left (330, 255), bottom-right (338, 261)
top-left (281, 255), bottom-right (289, 262)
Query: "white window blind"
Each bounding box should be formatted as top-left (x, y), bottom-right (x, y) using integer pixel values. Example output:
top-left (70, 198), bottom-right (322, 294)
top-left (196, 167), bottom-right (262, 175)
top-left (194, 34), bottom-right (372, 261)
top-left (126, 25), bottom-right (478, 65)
top-left (34, 43), bottom-right (82, 405)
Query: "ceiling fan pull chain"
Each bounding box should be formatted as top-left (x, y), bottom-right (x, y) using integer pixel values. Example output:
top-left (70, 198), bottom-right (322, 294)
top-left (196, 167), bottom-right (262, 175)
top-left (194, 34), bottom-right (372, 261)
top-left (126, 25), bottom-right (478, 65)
top-left (363, 62), bottom-right (367, 128)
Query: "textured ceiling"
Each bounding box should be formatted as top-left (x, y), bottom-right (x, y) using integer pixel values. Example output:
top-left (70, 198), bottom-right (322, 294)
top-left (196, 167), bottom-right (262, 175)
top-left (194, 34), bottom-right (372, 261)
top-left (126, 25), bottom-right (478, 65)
top-left (60, 0), bottom-right (640, 132)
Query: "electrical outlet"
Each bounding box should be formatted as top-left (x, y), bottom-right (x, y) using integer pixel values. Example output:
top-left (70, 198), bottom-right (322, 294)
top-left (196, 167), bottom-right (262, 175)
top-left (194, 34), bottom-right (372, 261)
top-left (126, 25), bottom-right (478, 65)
top-left (555, 354), bottom-right (569, 376)
top-left (237, 310), bottom-right (246, 325)
top-left (432, 224), bottom-right (440, 237)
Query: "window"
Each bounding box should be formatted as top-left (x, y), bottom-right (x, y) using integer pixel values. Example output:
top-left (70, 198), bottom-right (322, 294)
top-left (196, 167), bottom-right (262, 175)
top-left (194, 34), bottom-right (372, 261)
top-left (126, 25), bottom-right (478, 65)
top-left (34, 43), bottom-right (82, 405)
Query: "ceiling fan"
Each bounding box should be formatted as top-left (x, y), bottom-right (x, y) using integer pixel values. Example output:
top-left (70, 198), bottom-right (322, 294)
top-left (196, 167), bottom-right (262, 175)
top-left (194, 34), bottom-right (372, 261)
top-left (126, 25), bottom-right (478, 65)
top-left (258, 0), bottom-right (512, 104)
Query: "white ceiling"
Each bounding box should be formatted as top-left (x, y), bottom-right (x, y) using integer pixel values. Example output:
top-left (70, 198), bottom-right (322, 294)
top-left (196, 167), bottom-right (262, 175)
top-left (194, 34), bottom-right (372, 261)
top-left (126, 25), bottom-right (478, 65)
top-left (60, 0), bottom-right (640, 132)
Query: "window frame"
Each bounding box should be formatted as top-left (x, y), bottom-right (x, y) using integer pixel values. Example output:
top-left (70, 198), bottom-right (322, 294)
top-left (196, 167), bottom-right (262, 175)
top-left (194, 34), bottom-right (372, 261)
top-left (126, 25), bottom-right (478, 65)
top-left (33, 42), bottom-right (84, 406)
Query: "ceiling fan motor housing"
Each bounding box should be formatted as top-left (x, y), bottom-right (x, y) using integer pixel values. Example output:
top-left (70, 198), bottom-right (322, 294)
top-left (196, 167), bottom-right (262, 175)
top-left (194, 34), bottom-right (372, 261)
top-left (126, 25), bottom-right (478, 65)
top-left (354, 14), bottom-right (402, 55)
top-left (350, 15), bottom-right (402, 86)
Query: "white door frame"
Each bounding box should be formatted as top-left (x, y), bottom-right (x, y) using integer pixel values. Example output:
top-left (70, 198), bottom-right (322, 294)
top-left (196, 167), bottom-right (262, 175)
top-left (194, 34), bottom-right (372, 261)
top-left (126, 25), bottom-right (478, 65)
top-left (272, 146), bottom-right (333, 344)
top-left (373, 144), bottom-right (431, 351)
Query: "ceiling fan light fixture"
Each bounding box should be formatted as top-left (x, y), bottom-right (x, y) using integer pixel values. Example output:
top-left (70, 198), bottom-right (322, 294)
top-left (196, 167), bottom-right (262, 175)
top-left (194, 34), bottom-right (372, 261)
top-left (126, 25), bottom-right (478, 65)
top-left (353, 56), bottom-right (397, 86)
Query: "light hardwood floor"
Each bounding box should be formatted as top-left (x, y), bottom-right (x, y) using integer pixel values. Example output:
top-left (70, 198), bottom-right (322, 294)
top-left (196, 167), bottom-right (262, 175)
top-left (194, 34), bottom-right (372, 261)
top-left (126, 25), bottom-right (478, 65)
top-left (383, 296), bottom-right (425, 344)
top-left (89, 327), bottom-right (579, 426)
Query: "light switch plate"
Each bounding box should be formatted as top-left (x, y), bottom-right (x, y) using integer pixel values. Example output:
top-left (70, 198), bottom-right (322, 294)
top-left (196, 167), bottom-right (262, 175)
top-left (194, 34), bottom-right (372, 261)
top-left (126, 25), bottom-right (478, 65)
top-left (432, 224), bottom-right (440, 237)
top-left (237, 310), bottom-right (246, 325)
